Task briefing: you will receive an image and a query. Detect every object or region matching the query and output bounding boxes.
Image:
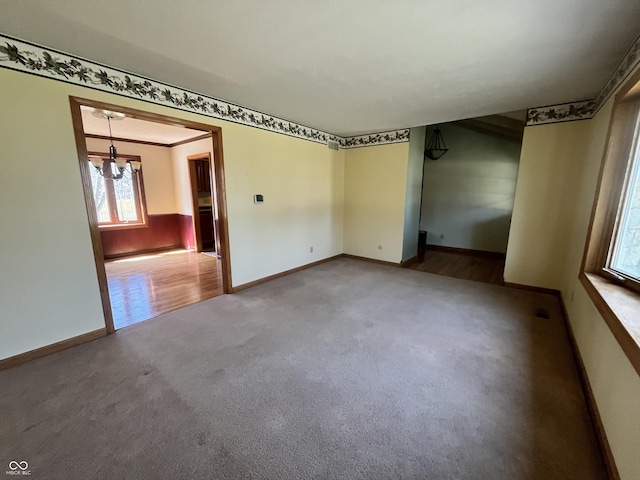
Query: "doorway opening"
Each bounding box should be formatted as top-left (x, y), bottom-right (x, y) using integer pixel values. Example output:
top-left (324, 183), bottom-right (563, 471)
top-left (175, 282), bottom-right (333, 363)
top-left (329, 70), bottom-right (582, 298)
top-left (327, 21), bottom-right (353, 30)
top-left (188, 153), bottom-right (219, 256)
top-left (412, 111), bottom-right (525, 285)
top-left (69, 96), bottom-right (232, 333)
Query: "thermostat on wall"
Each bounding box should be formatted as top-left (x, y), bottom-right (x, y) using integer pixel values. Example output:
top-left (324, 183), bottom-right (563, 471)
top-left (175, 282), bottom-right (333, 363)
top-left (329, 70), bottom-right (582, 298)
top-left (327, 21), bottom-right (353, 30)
top-left (254, 194), bottom-right (264, 204)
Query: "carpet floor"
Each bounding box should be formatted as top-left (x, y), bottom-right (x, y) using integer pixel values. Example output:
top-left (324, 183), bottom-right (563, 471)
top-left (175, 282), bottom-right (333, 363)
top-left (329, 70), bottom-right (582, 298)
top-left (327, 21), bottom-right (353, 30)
top-left (0, 258), bottom-right (605, 479)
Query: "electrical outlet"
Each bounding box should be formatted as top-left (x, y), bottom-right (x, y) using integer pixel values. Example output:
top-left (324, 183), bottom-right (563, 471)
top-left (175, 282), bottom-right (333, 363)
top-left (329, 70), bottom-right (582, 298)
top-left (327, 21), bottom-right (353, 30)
top-left (309, 246), bottom-right (313, 253)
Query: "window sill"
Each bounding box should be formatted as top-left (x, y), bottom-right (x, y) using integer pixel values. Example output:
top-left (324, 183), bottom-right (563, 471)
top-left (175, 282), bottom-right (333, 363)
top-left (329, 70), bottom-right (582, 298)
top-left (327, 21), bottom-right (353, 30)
top-left (580, 272), bottom-right (640, 377)
top-left (98, 223), bottom-right (148, 231)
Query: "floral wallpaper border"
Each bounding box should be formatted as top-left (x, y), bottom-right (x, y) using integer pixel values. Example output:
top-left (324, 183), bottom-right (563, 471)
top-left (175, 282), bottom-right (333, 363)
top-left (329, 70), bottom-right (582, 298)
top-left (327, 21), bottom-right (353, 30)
top-left (10, 30), bottom-right (639, 136)
top-left (0, 33), bottom-right (411, 149)
top-left (526, 100), bottom-right (597, 126)
top-left (527, 33), bottom-right (640, 126)
top-left (341, 130), bottom-right (411, 149)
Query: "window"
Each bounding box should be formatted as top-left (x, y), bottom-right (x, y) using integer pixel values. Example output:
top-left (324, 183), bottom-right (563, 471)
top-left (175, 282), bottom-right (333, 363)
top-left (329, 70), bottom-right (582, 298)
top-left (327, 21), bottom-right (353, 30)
top-left (606, 127), bottom-right (640, 288)
top-left (581, 69), bottom-right (640, 375)
top-left (87, 153), bottom-right (147, 228)
top-left (594, 80), bottom-right (640, 293)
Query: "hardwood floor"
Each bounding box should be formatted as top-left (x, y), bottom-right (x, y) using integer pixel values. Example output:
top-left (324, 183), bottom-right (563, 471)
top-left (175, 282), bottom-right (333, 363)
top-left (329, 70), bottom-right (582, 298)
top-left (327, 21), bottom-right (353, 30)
top-left (104, 249), bottom-right (223, 329)
top-left (408, 248), bottom-right (505, 285)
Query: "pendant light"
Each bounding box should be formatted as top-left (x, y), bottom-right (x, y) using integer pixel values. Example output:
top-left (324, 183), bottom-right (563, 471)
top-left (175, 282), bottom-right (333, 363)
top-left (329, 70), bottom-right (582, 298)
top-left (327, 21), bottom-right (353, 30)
top-left (88, 111), bottom-right (141, 179)
top-left (424, 125), bottom-right (449, 161)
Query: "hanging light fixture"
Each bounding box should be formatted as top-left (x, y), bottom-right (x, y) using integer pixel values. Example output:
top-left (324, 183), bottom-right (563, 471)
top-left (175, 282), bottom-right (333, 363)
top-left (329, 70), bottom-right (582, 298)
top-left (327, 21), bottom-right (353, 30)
top-left (88, 111), bottom-right (141, 180)
top-left (424, 125), bottom-right (449, 161)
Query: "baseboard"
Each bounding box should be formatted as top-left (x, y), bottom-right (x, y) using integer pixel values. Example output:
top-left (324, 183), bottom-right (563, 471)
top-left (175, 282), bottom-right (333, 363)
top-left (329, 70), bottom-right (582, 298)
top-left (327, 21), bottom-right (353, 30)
top-left (503, 281), bottom-right (559, 296)
top-left (400, 255), bottom-right (419, 268)
top-left (426, 244), bottom-right (506, 259)
top-left (557, 293), bottom-right (620, 480)
top-left (104, 244), bottom-right (185, 260)
top-left (341, 253), bottom-right (400, 268)
top-left (0, 328), bottom-right (107, 371)
top-left (232, 254), bottom-right (343, 293)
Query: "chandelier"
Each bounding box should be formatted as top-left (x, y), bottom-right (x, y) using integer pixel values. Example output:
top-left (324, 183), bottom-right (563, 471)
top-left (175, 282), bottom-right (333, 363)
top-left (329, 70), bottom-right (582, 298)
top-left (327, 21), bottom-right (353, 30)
top-left (424, 125), bottom-right (449, 161)
top-left (88, 111), bottom-right (141, 180)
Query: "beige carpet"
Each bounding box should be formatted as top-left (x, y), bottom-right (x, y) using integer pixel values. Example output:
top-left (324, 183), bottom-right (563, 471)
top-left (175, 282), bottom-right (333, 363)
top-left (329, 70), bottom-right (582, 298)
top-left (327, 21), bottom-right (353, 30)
top-left (0, 258), bottom-right (605, 479)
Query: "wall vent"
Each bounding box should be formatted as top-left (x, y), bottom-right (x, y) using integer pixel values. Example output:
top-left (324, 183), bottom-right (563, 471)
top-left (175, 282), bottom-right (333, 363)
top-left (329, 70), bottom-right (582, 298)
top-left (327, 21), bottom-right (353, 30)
top-left (327, 140), bottom-right (340, 151)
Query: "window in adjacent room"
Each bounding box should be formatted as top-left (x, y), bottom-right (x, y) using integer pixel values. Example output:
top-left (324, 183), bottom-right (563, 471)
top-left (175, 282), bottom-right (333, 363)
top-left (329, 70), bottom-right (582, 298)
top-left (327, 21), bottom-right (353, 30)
top-left (87, 153), bottom-right (147, 228)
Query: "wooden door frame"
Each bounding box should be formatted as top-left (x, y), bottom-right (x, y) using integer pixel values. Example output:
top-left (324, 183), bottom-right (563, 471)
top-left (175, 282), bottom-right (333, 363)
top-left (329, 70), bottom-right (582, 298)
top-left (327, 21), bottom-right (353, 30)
top-left (69, 96), bottom-right (233, 334)
top-left (187, 153), bottom-right (215, 254)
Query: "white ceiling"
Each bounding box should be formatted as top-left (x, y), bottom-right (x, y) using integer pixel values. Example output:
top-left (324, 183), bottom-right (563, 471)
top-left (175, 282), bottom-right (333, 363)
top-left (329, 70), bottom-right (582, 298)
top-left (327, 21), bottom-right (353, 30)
top-left (80, 106), bottom-right (205, 144)
top-left (2, 1), bottom-right (639, 136)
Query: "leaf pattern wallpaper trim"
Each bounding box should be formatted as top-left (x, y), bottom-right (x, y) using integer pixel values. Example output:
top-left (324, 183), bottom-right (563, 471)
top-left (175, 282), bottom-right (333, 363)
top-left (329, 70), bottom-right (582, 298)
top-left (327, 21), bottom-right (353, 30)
top-left (526, 34), bottom-right (640, 126)
top-left (3, 31), bottom-right (639, 134)
top-left (0, 34), bottom-right (411, 148)
top-left (341, 130), bottom-right (411, 149)
top-left (526, 100), bottom-right (597, 125)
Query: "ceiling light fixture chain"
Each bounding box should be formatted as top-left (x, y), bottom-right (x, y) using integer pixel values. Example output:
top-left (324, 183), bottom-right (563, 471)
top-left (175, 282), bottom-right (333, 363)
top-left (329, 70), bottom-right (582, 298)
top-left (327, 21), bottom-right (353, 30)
top-left (88, 110), bottom-right (141, 180)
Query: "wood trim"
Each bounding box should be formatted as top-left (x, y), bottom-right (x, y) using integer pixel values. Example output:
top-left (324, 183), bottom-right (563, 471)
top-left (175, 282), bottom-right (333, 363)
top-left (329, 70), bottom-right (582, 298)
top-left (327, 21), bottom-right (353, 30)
top-left (210, 130), bottom-right (233, 293)
top-left (85, 133), bottom-right (213, 149)
top-left (341, 253), bottom-right (400, 268)
top-left (557, 293), bottom-right (621, 480)
top-left (104, 245), bottom-right (186, 260)
top-left (70, 95), bottom-right (234, 333)
top-left (87, 151), bottom-right (146, 161)
top-left (577, 71), bottom-right (640, 378)
top-left (615, 65), bottom-right (640, 104)
top-left (426, 244), bottom-right (506, 260)
top-left (97, 222), bottom-right (149, 231)
top-left (187, 152), bottom-right (219, 255)
top-left (71, 96), bottom-right (226, 132)
top-left (232, 255), bottom-right (343, 293)
top-left (580, 104), bottom-right (619, 275)
top-left (0, 328), bottom-right (107, 371)
top-left (187, 154), bottom-right (208, 253)
top-left (85, 133), bottom-right (170, 148)
top-left (592, 100), bottom-right (640, 274)
top-left (70, 98), bottom-right (116, 334)
top-left (503, 282), bottom-right (559, 296)
top-left (400, 255), bottom-right (419, 268)
top-left (169, 132), bottom-right (212, 148)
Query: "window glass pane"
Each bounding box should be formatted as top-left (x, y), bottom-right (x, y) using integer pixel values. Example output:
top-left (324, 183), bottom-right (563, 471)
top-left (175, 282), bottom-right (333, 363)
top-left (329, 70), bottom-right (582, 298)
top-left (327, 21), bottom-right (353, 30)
top-left (112, 162), bottom-right (139, 222)
top-left (89, 161), bottom-right (111, 223)
top-left (611, 147), bottom-right (640, 280)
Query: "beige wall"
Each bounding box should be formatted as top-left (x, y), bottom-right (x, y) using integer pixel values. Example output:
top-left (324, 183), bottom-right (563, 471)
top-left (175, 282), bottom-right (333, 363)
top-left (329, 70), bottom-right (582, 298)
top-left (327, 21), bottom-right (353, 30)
top-left (0, 71), bottom-right (105, 359)
top-left (505, 119), bottom-right (595, 288)
top-left (85, 138), bottom-right (177, 215)
top-left (222, 126), bottom-right (344, 285)
top-left (343, 143), bottom-right (410, 263)
top-left (421, 124), bottom-right (521, 253)
top-left (507, 90), bottom-right (640, 479)
top-left (170, 138), bottom-right (213, 216)
top-left (0, 67), bottom-right (344, 359)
